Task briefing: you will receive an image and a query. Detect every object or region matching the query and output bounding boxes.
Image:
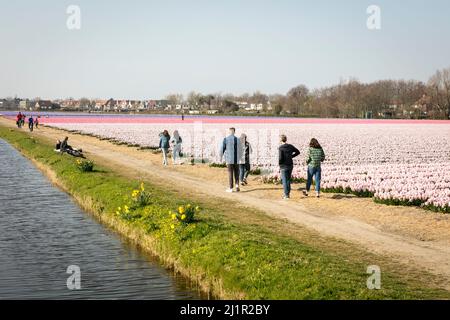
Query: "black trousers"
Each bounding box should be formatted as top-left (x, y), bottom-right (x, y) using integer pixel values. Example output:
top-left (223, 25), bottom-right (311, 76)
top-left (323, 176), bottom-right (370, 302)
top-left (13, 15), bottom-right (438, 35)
top-left (227, 164), bottom-right (239, 189)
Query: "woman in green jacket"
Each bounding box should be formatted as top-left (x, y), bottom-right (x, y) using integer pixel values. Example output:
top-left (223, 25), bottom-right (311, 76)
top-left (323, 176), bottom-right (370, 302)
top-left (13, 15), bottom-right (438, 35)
top-left (303, 138), bottom-right (325, 198)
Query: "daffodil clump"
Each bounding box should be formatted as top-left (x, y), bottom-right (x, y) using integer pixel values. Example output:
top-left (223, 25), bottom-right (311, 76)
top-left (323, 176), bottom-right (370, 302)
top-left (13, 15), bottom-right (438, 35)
top-left (131, 182), bottom-right (151, 208)
top-left (170, 204), bottom-right (200, 224)
top-left (76, 159), bottom-right (94, 172)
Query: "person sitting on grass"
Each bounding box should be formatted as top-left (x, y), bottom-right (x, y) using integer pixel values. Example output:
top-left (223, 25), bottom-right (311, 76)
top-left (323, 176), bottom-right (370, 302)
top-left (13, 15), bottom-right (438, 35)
top-left (57, 137), bottom-right (85, 158)
top-left (303, 138), bottom-right (325, 198)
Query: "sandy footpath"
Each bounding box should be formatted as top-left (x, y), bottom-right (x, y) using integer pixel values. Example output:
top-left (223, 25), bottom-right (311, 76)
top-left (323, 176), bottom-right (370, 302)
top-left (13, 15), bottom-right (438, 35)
top-left (2, 117), bottom-right (450, 289)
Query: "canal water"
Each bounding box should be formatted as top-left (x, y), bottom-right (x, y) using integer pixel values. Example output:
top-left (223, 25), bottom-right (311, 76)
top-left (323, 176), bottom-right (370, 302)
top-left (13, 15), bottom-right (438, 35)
top-left (0, 139), bottom-right (204, 299)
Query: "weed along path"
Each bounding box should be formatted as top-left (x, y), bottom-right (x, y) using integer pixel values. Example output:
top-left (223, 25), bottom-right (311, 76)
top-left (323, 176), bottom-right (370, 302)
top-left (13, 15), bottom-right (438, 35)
top-left (1, 116), bottom-right (450, 295)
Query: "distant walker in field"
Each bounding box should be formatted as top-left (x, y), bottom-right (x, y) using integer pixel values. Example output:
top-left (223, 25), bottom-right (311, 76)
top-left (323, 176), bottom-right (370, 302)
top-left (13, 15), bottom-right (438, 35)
top-left (303, 138), bottom-right (326, 198)
top-left (220, 128), bottom-right (242, 193)
top-left (278, 134), bottom-right (300, 200)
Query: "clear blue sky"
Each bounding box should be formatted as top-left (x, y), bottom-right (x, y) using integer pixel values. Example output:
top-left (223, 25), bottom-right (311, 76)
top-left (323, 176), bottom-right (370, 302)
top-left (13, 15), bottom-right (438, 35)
top-left (1, 0), bottom-right (449, 100)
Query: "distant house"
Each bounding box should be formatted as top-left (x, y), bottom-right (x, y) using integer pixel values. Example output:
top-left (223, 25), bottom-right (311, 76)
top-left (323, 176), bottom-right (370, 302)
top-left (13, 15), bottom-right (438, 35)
top-left (19, 100), bottom-right (34, 111)
top-left (207, 109), bottom-right (219, 114)
top-left (35, 100), bottom-right (59, 110)
top-left (60, 99), bottom-right (80, 110)
top-left (94, 100), bottom-right (107, 110)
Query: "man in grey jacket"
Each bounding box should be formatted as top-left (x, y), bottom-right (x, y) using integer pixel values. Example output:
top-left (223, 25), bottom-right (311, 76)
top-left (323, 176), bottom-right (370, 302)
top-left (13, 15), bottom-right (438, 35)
top-left (220, 128), bottom-right (242, 192)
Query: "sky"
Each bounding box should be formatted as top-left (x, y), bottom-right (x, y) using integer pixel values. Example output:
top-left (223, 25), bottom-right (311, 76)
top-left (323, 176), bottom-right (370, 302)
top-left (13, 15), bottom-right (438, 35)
top-left (0, 0), bottom-right (449, 100)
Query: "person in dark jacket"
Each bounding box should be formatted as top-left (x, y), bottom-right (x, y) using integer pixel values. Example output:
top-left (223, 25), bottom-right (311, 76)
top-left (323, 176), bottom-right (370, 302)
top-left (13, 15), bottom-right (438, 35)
top-left (28, 116), bottom-right (34, 132)
top-left (159, 130), bottom-right (171, 166)
top-left (278, 134), bottom-right (300, 199)
top-left (239, 133), bottom-right (252, 185)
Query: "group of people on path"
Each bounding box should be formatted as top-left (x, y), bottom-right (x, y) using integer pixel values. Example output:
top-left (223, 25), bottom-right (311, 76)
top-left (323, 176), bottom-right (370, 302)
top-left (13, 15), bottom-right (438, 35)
top-left (16, 112), bottom-right (39, 132)
top-left (219, 128), bottom-right (325, 198)
top-left (159, 130), bottom-right (183, 166)
top-left (157, 127), bottom-right (325, 199)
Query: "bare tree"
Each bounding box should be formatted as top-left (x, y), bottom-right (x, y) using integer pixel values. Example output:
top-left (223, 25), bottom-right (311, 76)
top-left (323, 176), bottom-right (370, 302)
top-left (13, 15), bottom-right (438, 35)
top-left (427, 67), bottom-right (450, 119)
top-left (287, 85), bottom-right (309, 115)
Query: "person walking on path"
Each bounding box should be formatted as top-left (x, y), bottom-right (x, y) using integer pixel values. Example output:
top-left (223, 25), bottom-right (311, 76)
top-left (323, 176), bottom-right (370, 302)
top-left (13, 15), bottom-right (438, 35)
top-left (34, 117), bottom-right (39, 129)
top-left (303, 138), bottom-right (326, 198)
top-left (159, 130), bottom-right (171, 166)
top-left (170, 130), bottom-right (183, 165)
top-left (278, 134), bottom-right (300, 200)
top-left (220, 128), bottom-right (242, 193)
top-left (239, 133), bottom-right (252, 186)
top-left (28, 116), bottom-right (34, 132)
top-left (16, 112), bottom-right (22, 128)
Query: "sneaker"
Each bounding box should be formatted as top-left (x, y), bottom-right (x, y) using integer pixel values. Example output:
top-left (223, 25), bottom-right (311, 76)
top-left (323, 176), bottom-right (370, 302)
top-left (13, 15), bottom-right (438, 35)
top-left (226, 188), bottom-right (233, 193)
top-left (282, 195), bottom-right (290, 200)
top-left (316, 192), bottom-right (320, 198)
top-left (302, 190), bottom-right (308, 196)
top-left (235, 187), bottom-right (240, 192)
top-left (242, 179), bottom-right (248, 185)
top-left (240, 182), bottom-right (246, 186)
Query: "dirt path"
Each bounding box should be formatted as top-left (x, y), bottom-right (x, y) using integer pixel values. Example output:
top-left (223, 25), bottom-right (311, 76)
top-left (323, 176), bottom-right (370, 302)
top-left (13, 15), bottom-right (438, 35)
top-left (2, 117), bottom-right (450, 289)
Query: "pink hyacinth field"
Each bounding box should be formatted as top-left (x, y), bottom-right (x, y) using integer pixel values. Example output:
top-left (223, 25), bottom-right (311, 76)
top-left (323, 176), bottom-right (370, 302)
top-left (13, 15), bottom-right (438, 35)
top-left (22, 113), bottom-right (449, 213)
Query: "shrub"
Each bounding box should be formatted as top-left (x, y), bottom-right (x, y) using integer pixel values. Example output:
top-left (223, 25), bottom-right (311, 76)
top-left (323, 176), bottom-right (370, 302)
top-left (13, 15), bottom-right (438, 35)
top-left (249, 167), bottom-right (261, 175)
top-left (170, 204), bottom-right (200, 224)
top-left (131, 182), bottom-right (152, 208)
top-left (76, 159), bottom-right (94, 172)
top-left (209, 162), bottom-right (227, 168)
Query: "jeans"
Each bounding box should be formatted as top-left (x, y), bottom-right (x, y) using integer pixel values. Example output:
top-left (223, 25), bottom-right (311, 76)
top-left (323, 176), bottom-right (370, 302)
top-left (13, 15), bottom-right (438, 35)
top-left (162, 148), bottom-right (169, 165)
top-left (227, 164), bottom-right (240, 189)
top-left (306, 166), bottom-right (321, 192)
top-left (239, 163), bottom-right (250, 182)
top-left (280, 167), bottom-right (293, 197)
top-left (172, 144), bottom-right (181, 163)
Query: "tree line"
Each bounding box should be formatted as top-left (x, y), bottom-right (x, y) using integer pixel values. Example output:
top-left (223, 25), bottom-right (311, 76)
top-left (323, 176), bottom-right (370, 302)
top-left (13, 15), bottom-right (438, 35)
top-left (166, 67), bottom-right (450, 119)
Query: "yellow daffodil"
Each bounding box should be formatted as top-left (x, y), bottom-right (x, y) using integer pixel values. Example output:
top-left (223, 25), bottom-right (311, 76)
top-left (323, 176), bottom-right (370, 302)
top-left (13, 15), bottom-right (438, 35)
top-left (170, 224), bottom-right (175, 230)
top-left (181, 214), bottom-right (186, 220)
top-left (171, 213), bottom-right (177, 220)
top-left (178, 206), bottom-right (185, 214)
top-left (195, 206), bottom-right (200, 211)
top-left (186, 204), bottom-right (191, 209)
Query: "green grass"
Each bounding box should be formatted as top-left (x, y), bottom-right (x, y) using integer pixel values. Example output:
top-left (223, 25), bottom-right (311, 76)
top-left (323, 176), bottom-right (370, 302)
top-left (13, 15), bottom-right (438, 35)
top-left (1, 125), bottom-right (449, 300)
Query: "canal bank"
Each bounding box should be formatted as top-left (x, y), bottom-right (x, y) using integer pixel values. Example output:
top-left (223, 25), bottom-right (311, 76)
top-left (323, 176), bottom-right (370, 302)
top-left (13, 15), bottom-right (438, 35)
top-left (1, 123), bottom-right (449, 299)
top-left (0, 138), bottom-right (204, 299)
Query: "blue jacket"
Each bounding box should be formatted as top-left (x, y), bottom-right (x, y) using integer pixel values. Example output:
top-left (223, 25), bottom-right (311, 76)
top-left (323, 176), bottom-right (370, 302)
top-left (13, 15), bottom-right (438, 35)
top-left (159, 135), bottom-right (170, 149)
top-left (220, 135), bottom-right (242, 165)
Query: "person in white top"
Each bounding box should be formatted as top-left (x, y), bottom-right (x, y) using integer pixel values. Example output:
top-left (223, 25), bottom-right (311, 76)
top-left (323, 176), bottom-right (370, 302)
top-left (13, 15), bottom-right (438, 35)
top-left (170, 130), bottom-right (183, 165)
